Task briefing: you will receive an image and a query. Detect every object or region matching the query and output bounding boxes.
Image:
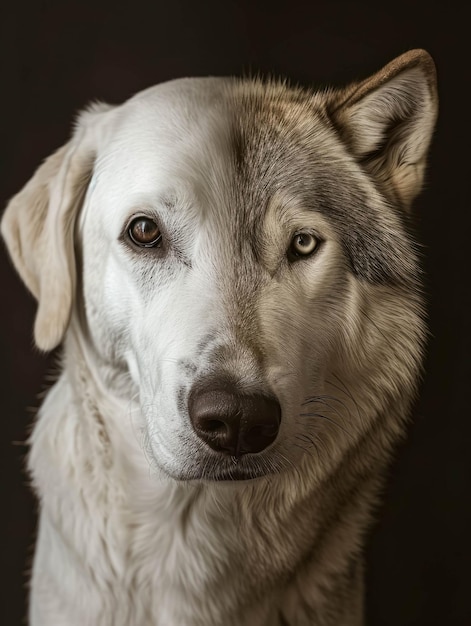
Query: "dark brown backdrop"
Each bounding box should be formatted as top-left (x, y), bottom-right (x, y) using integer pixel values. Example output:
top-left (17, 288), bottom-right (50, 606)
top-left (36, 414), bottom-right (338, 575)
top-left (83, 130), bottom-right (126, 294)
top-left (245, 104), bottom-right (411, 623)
top-left (1, 2), bottom-right (469, 624)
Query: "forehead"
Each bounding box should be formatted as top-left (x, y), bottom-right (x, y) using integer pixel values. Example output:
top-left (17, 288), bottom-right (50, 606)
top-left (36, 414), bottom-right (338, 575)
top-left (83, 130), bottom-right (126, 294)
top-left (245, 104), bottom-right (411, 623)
top-left (94, 79), bottom-right (229, 197)
top-left (94, 77), bottom-right (350, 213)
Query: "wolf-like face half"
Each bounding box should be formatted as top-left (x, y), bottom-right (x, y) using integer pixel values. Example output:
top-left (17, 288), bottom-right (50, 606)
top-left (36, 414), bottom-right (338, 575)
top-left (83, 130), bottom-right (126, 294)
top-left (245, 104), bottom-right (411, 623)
top-left (2, 51), bottom-right (438, 483)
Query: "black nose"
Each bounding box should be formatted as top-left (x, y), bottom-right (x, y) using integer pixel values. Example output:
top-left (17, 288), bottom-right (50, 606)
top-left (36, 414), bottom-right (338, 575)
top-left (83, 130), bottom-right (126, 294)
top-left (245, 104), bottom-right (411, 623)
top-left (188, 383), bottom-right (281, 457)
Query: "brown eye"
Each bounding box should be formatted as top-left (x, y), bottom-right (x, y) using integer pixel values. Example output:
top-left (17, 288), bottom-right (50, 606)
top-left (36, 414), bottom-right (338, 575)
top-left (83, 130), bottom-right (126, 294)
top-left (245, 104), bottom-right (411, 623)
top-left (289, 232), bottom-right (319, 258)
top-left (128, 217), bottom-right (162, 248)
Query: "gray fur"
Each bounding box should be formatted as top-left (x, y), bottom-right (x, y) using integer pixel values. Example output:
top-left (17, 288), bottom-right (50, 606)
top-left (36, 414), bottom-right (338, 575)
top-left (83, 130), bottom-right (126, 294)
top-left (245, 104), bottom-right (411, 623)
top-left (1, 50), bottom-right (437, 625)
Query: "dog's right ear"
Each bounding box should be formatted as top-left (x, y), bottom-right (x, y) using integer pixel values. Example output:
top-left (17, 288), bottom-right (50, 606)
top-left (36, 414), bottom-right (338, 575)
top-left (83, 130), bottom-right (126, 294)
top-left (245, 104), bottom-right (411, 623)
top-left (1, 103), bottom-right (114, 351)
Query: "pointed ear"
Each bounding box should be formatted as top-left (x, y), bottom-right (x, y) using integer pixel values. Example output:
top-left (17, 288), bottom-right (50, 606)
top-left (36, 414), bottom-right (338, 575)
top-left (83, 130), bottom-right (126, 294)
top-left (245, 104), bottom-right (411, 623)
top-left (1, 103), bottom-right (113, 351)
top-left (328, 49), bottom-right (438, 208)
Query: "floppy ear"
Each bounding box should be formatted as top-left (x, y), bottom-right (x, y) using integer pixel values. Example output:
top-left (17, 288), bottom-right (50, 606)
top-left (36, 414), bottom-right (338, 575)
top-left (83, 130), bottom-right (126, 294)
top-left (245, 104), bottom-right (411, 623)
top-left (328, 49), bottom-right (438, 208)
top-left (1, 104), bottom-right (113, 351)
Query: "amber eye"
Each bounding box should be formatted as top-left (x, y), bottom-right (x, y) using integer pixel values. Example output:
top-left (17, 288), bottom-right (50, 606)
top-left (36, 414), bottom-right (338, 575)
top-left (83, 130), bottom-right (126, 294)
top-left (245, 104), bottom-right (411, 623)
top-left (128, 217), bottom-right (162, 248)
top-left (289, 232), bottom-right (319, 258)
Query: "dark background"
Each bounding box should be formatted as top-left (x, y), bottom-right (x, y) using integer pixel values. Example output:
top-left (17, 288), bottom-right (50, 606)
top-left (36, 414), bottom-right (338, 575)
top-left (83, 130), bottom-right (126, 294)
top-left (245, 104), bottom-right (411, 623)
top-left (1, 2), bottom-right (469, 625)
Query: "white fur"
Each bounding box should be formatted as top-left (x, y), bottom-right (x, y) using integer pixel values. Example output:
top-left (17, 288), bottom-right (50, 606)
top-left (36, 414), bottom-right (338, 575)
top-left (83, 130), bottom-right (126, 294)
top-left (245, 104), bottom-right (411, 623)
top-left (2, 51), bottom-right (437, 625)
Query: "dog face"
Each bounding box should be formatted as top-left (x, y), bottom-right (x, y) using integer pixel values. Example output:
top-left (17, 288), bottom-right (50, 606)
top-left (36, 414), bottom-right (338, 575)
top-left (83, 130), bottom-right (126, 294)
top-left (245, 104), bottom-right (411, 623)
top-left (79, 82), bottom-right (353, 480)
top-left (2, 51), bottom-right (438, 481)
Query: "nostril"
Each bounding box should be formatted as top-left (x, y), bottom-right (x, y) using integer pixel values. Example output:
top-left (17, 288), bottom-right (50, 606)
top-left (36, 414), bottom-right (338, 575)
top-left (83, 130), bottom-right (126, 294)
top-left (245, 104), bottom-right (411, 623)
top-left (247, 423), bottom-right (279, 439)
top-left (202, 419), bottom-right (227, 435)
top-left (240, 418), bottom-right (280, 454)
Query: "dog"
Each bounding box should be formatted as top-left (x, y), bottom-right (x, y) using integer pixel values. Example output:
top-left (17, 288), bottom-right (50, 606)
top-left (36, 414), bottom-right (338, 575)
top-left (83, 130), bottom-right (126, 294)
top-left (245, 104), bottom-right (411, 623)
top-left (2, 49), bottom-right (438, 625)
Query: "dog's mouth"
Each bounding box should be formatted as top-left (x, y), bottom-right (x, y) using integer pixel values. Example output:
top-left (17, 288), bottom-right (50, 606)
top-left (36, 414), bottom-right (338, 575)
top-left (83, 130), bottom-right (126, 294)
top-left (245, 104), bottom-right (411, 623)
top-left (161, 454), bottom-right (281, 483)
top-left (205, 464), bottom-right (266, 482)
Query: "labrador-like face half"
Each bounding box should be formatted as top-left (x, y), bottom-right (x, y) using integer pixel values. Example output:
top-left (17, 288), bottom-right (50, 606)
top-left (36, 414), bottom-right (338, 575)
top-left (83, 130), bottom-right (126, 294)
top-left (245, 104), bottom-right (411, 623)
top-left (2, 52), bottom-right (437, 482)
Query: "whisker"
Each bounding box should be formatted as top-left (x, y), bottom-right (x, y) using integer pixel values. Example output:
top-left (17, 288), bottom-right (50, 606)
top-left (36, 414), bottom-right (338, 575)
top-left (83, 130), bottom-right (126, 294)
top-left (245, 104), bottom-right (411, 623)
top-left (328, 373), bottom-right (365, 429)
top-left (302, 393), bottom-right (351, 416)
top-left (300, 411), bottom-right (355, 439)
top-left (294, 433), bottom-right (321, 462)
top-left (303, 396), bottom-right (352, 426)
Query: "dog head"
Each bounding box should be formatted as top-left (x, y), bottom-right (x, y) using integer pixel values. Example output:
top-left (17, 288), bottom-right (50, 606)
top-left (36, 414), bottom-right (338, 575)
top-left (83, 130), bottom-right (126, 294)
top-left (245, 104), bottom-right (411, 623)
top-left (2, 50), bottom-right (437, 481)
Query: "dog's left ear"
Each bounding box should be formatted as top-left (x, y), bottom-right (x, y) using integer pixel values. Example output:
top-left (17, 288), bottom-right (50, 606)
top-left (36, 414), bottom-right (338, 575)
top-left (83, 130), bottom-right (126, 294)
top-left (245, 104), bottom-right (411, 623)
top-left (1, 104), bottom-right (114, 351)
top-left (328, 49), bottom-right (438, 208)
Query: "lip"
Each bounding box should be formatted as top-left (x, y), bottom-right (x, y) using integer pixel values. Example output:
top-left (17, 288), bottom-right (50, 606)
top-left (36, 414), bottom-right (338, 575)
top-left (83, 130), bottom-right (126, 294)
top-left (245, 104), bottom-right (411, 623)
top-left (149, 439), bottom-right (277, 482)
top-left (163, 461), bottom-right (273, 483)
top-left (194, 453), bottom-right (279, 482)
